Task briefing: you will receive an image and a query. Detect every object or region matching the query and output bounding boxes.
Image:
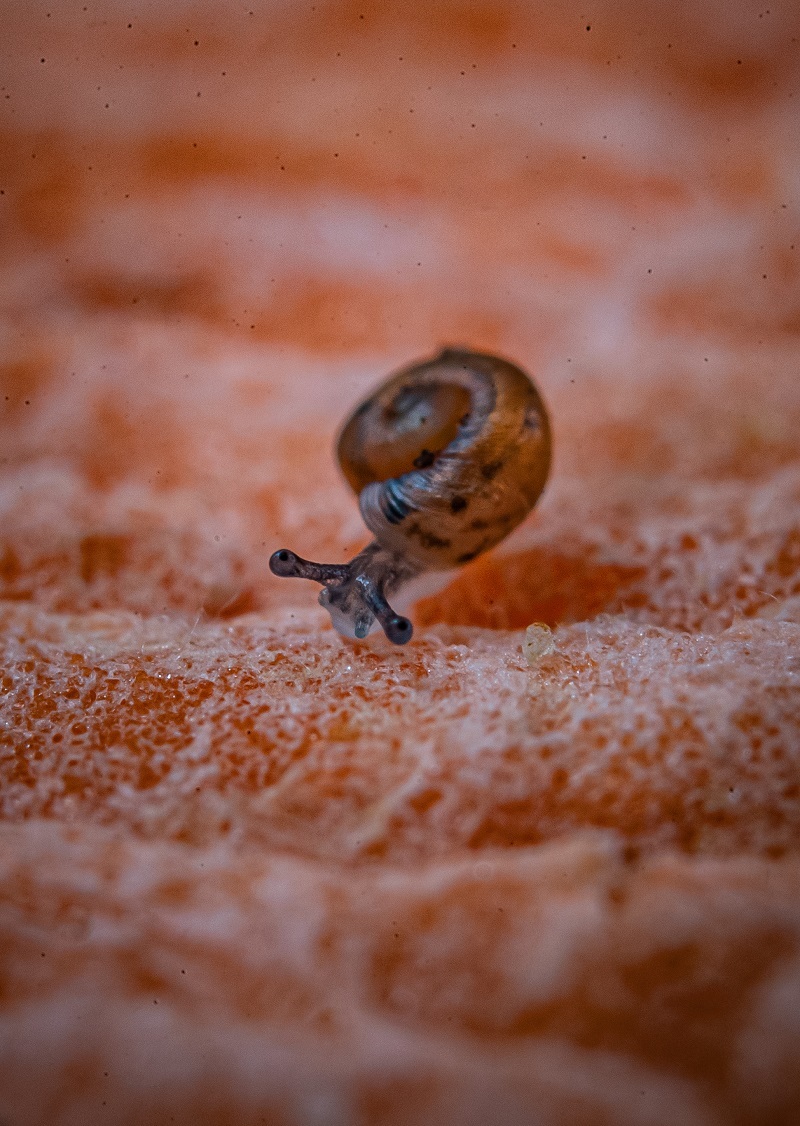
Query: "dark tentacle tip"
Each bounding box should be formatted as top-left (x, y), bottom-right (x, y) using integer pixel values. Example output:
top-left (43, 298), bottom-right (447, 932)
top-left (270, 549), bottom-right (299, 577)
top-left (384, 615), bottom-right (413, 645)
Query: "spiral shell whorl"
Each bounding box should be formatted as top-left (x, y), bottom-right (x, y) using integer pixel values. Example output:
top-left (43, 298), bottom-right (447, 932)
top-left (338, 348), bottom-right (551, 570)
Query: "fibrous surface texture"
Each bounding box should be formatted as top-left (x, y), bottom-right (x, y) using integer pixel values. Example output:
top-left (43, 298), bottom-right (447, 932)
top-left (1, 1), bottom-right (799, 1123)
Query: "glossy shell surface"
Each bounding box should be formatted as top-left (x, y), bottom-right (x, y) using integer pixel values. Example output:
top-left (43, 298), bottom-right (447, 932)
top-left (337, 348), bottom-right (551, 570)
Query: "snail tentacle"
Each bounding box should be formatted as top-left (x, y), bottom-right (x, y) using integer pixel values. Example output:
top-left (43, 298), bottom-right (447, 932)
top-left (269, 549), bottom-right (348, 585)
top-left (269, 542), bottom-right (416, 644)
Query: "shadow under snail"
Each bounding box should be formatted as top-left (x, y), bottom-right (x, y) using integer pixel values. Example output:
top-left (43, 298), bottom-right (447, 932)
top-left (270, 347), bottom-right (551, 644)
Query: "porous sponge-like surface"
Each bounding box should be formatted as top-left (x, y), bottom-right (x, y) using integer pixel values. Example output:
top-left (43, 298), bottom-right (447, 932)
top-left (3, 609), bottom-right (798, 864)
top-left (1, 1), bottom-right (800, 1123)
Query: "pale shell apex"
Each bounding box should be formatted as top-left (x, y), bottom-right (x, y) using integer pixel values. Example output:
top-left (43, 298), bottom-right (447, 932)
top-left (270, 347), bottom-right (551, 644)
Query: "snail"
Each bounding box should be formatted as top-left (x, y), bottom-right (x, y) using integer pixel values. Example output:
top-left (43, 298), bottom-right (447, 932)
top-left (270, 347), bottom-right (551, 644)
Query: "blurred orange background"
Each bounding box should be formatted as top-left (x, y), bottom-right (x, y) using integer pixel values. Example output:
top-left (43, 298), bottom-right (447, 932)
top-left (1, 1), bottom-right (800, 1123)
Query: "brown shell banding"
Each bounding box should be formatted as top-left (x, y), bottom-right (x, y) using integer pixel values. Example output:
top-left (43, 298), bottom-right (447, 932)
top-left (337, 348), bottom-right (551, 571)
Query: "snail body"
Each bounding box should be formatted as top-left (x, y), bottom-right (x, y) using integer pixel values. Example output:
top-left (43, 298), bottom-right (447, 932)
top-left (270, 348), bottom-right (551, 644)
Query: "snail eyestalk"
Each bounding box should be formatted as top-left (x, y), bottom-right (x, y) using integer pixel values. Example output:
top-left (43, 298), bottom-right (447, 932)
top-left (269, 542), bottom-right (417, 644)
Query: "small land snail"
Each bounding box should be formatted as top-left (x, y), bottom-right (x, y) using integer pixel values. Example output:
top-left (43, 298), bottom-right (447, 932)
top-left (270, 347), bottom-right (551, 644)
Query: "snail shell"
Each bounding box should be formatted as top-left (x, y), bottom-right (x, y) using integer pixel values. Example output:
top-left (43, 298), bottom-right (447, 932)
top-left (338, 347), bottom-right (551, 570)
top-left (270, 347), bottom-right (551, 644)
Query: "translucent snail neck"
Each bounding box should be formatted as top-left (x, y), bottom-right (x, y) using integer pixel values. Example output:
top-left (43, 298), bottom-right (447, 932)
top-left (270, 347), bottom-right (551, 644)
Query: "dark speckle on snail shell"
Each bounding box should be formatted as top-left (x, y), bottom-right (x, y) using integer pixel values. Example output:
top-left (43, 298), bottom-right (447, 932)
top-left (270, 347), bottom-right (551, 644)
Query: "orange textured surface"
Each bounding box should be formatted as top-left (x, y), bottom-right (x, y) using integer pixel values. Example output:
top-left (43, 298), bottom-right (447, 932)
top-left (1, 1), bottom-right (800, 1123)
